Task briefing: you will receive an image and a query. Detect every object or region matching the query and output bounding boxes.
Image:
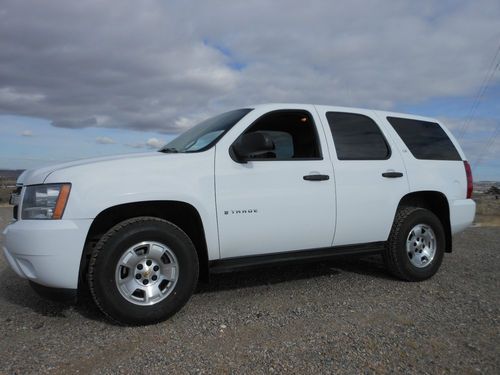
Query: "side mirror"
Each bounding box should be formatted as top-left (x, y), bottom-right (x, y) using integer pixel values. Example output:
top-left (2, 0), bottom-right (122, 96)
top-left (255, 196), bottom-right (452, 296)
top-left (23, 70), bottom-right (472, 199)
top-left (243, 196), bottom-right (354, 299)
top-left (231, 132), bottom-right (275, 162)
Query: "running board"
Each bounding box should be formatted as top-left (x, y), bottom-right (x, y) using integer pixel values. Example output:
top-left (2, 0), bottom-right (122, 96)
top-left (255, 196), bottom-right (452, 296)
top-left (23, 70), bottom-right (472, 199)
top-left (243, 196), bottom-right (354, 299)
top-left (209, 242), bottom-right (385, 274)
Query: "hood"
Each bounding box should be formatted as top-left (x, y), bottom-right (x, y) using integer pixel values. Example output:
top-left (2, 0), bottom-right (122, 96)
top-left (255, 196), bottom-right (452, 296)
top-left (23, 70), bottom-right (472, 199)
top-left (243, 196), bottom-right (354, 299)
top-left (18, 152), bottom-right (166, 185)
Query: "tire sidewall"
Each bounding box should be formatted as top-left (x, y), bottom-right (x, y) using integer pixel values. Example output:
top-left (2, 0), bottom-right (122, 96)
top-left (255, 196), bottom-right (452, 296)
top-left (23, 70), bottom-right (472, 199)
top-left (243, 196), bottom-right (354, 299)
top-left (394, 209), bottom-right (445, 280)
top-left (90, 219), bottom-right (199, 325)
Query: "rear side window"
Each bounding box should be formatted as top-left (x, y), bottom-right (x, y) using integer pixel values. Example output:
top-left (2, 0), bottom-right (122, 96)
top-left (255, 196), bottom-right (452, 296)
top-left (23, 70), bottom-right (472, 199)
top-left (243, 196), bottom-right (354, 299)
top-left (326, 112), bottom-right (390, 160)
top-left (387, 117), bottom-right (461, 161)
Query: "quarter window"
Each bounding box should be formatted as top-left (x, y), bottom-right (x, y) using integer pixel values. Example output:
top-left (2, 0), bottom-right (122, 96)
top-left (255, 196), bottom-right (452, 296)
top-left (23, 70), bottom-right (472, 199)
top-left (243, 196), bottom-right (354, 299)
top-left (387, 117), bottom-right (461, 161)
top-left (326, 112), bottom-right (390, 160)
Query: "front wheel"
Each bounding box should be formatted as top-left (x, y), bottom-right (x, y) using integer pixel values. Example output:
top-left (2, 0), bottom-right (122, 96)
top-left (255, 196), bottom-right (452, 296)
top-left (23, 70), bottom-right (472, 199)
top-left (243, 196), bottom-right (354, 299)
top-left (384, 207), bottom-right (445, 281)
top-left (88, 217), bottom-right (199, 325)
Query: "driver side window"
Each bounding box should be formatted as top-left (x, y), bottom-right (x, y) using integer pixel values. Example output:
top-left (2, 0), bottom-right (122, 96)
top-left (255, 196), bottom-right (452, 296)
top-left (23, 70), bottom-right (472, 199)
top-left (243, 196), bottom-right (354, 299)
top-left (243, 110), bottom-right (321, 160)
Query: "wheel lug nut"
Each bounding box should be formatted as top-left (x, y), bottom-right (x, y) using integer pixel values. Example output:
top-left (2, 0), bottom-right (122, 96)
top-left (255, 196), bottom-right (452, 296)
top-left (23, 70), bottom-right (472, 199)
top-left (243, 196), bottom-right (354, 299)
top-left (153, 265), bottom-right (159, 271)
top-left (137, 264), bottom-right (143, 270)
top-left (152, 275), bottom-right (158, 281)
top-left (135, 274), bottom-right (141, 279)
top-left (143, 279), bottom-right (149, 285)
top-left (146, 260), bottom-right (152, 266)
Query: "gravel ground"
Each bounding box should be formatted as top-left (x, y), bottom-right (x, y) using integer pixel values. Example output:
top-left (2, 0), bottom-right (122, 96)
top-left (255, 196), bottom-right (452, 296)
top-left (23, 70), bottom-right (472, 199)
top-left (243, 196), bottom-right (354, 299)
top-left (0, 206), bottom-right (499, 374)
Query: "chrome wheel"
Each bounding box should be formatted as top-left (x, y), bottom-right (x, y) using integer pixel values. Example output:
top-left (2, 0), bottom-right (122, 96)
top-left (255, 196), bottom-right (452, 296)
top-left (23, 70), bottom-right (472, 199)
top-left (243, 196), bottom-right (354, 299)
top-left (406, 224), bottom-right (436, 268)
top-left (115, 241), bottom-right (178, 306)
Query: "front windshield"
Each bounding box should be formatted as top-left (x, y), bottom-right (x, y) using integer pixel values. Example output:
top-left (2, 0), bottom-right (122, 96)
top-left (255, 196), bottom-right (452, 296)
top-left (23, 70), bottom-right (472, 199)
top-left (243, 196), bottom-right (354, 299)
top-left (160, 108), bottom-right (253, 153)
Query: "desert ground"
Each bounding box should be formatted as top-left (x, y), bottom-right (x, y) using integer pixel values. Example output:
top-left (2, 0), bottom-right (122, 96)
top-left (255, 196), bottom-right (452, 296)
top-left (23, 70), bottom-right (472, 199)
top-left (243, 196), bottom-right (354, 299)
top-left (474, 193), bottom-right (500, 226)
top-left (0, 196), bottom-right (499, 373)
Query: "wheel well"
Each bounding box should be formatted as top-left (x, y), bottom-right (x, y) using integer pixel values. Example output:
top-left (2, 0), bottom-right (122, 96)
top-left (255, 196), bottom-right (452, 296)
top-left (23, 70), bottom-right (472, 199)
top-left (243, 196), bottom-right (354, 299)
top-left (398, 191), bottom-right (452, 253)
top-left (79, 201), bottom-right (209, 288)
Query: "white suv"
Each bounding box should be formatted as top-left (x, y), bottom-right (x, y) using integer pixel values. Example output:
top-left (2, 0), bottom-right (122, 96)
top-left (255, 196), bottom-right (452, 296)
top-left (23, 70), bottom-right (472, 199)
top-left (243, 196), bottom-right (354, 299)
top-left (3, 104), bottom-right (475, 325)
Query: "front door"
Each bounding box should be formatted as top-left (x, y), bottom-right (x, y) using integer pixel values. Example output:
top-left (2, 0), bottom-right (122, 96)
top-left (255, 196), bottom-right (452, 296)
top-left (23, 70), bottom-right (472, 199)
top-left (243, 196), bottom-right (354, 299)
top-left (215, 106), bottom-right (336, 259)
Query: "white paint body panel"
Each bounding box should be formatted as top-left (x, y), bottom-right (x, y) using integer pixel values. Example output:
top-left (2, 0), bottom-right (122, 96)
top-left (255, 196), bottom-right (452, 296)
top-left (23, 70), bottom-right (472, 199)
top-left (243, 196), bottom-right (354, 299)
top-left (215, 104), bottom-right (336, 258)
top-left (375, 111), bottom-right (475, 233)
top-left (4, 151), bottom-right (221, 288)
top-left (315, 106), bottom-right (411, 246)
top-left (3, 219), bottom-right (92, 288)
top-left (44, 151), bottom-right (220, 261)
top-left (3, 103), bottom-right (476, 290)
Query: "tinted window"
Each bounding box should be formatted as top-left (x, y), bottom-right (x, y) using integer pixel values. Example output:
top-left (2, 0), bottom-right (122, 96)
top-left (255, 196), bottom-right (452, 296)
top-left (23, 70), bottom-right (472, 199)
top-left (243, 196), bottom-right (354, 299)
top-left (326, 112), bottom-right (390, 160)
top-left (242, 110), bottom-right (321, 160)
top-left (387, 117), bottom-right (461, 161)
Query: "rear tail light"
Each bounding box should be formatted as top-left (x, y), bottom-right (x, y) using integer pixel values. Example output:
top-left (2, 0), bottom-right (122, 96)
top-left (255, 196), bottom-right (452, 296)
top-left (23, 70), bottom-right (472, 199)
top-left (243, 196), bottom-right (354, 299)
top-left (464, 161), bottom-right (473, 199)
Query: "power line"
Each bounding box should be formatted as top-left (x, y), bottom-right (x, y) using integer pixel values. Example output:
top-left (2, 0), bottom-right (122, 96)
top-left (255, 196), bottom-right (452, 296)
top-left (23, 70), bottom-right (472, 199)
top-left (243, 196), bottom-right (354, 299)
top-left (457, 41), bottom-right (500, 140)
top-left (473, 119), bottom-right (500, 169)
top-left (470, 68), bottom-right (500, 168)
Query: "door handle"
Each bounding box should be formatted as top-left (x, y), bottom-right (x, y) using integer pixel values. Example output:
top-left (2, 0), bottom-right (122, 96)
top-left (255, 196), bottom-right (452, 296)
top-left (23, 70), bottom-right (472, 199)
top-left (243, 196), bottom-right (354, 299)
top-left (303, 174), bottom-right (330, 181)
top-left (382, 171), bottom-right (403, 178)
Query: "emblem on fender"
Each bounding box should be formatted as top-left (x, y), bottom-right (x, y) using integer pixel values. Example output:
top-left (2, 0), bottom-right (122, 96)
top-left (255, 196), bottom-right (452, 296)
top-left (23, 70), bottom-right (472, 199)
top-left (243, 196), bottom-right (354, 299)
top-left (224, 209), bottom-right (258, 215)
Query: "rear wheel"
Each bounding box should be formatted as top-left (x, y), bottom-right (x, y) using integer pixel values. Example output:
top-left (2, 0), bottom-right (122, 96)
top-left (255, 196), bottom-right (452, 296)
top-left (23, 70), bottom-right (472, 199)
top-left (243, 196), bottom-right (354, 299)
top-left (88, 217), bottom-right (199, 325)
top-left (384, 207), bottom-right (445, 281)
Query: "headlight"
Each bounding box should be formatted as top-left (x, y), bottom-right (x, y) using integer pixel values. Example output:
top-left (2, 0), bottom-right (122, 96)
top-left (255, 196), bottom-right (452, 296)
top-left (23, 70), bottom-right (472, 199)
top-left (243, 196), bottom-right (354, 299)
top-left (21, 184), bottom-right (71, 220)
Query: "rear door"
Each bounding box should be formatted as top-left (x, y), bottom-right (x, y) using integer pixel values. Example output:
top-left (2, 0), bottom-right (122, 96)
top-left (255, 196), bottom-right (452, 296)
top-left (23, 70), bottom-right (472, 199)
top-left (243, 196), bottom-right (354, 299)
top-left (315, 106), bottom-right (410, 246)
top-left (215, 105), bottom-right (336, 259)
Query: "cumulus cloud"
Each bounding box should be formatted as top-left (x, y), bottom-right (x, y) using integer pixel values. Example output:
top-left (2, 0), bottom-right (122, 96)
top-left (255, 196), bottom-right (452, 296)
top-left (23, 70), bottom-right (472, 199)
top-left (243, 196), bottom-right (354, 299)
top-left (437, 117), bottom-right (500, 166)
top-left (146, 138), bottom-right (165, 149)
top-left (95, 136), bottom-right (116, 144)
top-left (0, 0), bottom-right (499, 135)
top-left (20, 130), bottom-right (33, 137)
top-left (125, 142), bottom-right (146, 149)
top-left (0, 0), bottom-right (237, 133)
top-left (125, 138), bottom-right (166, 149)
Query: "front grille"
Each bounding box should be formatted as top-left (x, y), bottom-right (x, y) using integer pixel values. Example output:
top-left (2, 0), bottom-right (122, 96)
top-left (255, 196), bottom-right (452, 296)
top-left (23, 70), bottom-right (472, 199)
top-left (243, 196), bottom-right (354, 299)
top-left (11, 186), bottom-right (21, 220)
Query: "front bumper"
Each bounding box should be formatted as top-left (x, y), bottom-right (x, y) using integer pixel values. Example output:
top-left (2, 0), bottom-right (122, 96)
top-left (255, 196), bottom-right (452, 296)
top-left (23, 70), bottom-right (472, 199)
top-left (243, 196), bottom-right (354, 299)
top-left (2, 218), bottom-right (92, 289)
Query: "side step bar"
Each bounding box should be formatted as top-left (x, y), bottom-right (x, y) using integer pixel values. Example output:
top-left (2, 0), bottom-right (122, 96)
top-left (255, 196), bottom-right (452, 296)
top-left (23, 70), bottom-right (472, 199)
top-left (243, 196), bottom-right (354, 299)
top-left (209, 241), bottom-right (385, 274)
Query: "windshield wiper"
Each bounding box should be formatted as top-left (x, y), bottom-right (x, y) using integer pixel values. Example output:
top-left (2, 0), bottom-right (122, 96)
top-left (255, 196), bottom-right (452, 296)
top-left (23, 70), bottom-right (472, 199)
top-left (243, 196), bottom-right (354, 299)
top-left (159, 147), bottom-right (179, 153)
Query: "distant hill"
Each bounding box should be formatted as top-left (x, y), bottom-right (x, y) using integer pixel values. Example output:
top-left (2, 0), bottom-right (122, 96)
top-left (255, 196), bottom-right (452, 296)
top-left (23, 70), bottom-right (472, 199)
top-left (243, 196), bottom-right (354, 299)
top-left (475, 181), bottom-right (500, 185)
top-left (0, 169), bottom-right (24, 179)
top-left (474, 181), bottom-right (500, 193)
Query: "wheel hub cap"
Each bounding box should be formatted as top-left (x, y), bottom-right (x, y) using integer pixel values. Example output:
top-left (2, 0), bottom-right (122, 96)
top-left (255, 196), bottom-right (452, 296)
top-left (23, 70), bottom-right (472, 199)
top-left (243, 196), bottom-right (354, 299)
top-left (115, 241), bottom-right (179, 306)
top-left (406, 224), bottom-right (437, 268)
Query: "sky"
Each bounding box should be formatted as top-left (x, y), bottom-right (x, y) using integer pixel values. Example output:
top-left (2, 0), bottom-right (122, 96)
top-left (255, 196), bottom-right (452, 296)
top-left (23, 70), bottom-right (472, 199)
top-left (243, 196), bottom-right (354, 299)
top-left (0, 0), bottom-right (499, 180)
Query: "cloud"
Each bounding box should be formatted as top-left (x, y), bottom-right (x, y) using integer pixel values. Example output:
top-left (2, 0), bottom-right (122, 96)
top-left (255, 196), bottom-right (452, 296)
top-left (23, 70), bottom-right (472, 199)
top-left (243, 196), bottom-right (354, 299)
top-left (146, 138), bottom-right (165, 149)
top-left (54, 118), bottom-right (98, 129)
top-left (20, 130), bottom-right (33, 137)
top-left (95, 136), bottom-right (116, 144)
top-left (125, 143), bottom-right (146, 148)
top-left (437, 117), bottom-right (500, 165)
top-left (124, 142), bottom-right (145, 149)
top-left (125, 138), bottom-right (166, 149)
top-left (0, 0), bottom-right (498, 135)
top-left (441, 116), bottom-right (497, 141)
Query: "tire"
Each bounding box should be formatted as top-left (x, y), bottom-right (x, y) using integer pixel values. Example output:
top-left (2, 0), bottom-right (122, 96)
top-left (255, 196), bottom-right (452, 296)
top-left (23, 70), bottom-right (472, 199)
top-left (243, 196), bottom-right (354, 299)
top-left (88, 217), bottom-right (199, 325)
top-left (384, 206), bottom-right (445, 281)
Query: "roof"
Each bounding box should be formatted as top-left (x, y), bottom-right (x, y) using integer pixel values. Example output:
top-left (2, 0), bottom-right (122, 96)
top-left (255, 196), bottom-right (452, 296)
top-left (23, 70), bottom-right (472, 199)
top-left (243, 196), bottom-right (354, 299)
top-left (249, 103), bottom-right (439, 123)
